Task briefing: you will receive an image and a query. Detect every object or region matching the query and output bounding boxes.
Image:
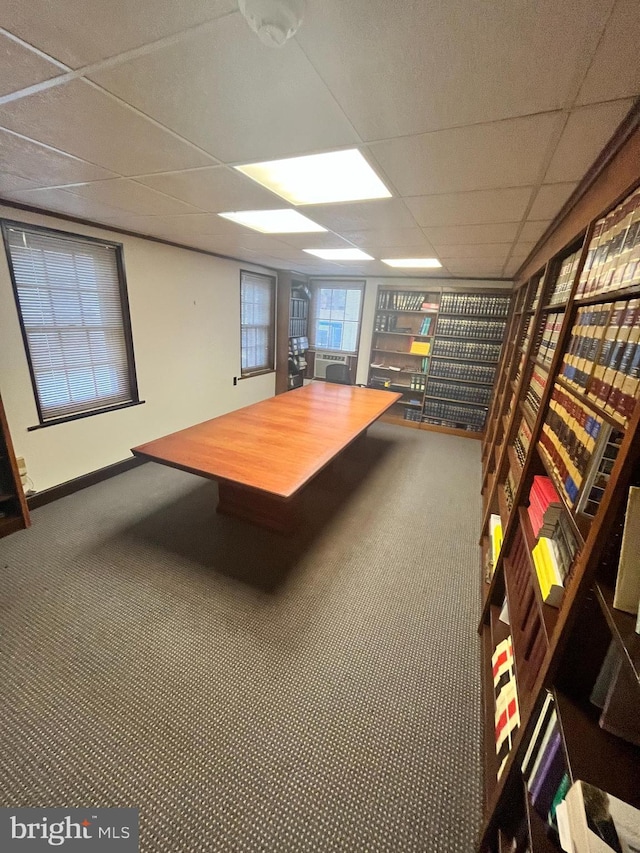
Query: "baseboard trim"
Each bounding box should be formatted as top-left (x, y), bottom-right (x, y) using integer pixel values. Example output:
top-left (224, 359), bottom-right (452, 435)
top-left (27, 456), bottom-right (146, 509)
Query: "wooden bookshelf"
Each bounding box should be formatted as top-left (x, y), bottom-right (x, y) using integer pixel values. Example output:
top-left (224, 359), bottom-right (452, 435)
top-left (0, 394), bottom-right (30, 539)
top-left (368, 287), bottom-right (510, 435)
top-left (478, 114), bottom-right (640, 852)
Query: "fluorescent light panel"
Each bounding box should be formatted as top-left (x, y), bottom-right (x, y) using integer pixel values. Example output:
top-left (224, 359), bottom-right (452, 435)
top-left (303, 248), bottom-right (374, 260)
top-left (218, 209), bottom-right (326, 233)
top-left (382, 258), bottom-right (442, 268)
top-left (235, 149), bottom-right (392, 205)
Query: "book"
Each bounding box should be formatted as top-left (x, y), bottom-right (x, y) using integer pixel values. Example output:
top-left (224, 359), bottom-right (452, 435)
top-left (562, 780), bottom-right (640, 853)
top-left (529, 729), bottom-right (565, 816)
top-left (409, 340), bottom-right (431, 356)
top-left (532, 538), bottom-right (565, 607)
top-left (613, 486), bottom-right (640, 616)
top-left (526, 710), bottom-right (558, 789)
top-left (521, 691), bottom-right (554, 779)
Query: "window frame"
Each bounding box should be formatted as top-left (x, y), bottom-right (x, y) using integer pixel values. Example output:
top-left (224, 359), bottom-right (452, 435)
top-left (239, 269), bottom-right (277, 379)
top-left (1, 220), bottom-right (141, 430)
top-left (309, 279), bottom-right (365, 355)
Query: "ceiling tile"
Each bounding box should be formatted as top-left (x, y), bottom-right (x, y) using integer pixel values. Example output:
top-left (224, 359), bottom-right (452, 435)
top-left (339, 227), bottom-right (433, 249)
top-left (90, 15), bottom-right (359, 163)
top-left (424, 222), bottom-right (520, 247)
top-left (370, 113), bottom-right (563, 196)
top-left (519, 221), bottom-right (551, 242)
top-left (301, 199), bottom-right (417, 232)
top-left (437, 243), bottom-right (514, 260)
top-left (135, 166), bottom-right (282, 212)
top-left (443, 260), bottom-right (507, 277)
top-left (3, 186), bottom-right (132, 221)
top-left (405, 187), bottom-right (532, 227)
top-left (1, 0), bottom-right (236, 68)
top-left (0, 33), bottom-right (65, 96)
top-left (544, 99), bottom-right (634, 183)
top-left (68, 178), bottom-right (201, 216)
top-left (367, 245), bottom-right (443, 260)
top-left (0, 173), bottom-right (38, 194)
top-left (0, 79), bottom-right (216, 175)
top-left (528, 182), bottom-right (578, 220)
top-left (296, 0), bottom-right (612, 140)
top-left (278, 232), bottom-right (354, 249)
top-left (0, 127), bottom-right (118, 185)
top-left (504, 256), bottom-right (530, 277)
top-left (577, 0), bottom-right (640, 105)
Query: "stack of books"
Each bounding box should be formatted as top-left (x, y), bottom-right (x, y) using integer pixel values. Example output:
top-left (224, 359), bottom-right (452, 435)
top-left (439, 292), bottom-right (510, 316)
top-left (492, 636), bottom-right (519, 779)
top-left (527, 476), bottom-right (563, 538)
top-left (537, 311), bottom-right (565, 366)
top-left (549, 250), bottom-right (581, 306)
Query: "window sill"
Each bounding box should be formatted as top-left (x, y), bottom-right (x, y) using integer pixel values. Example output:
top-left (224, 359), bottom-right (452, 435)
top-left (28, 399), bottom-right (146, 431)
top-left (239, 369), bottom-right (275, 380)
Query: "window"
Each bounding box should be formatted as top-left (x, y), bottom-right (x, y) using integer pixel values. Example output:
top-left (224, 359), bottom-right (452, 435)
top-left (310, 280), bottom-right (364, 353)
top-left (2, 222), bottom-right (139, 426)
top-left (240, 270), bottom-right (276, 376)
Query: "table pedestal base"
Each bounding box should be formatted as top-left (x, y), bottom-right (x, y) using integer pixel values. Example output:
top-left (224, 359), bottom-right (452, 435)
top-left (217, 481), bottom-right (298, 534)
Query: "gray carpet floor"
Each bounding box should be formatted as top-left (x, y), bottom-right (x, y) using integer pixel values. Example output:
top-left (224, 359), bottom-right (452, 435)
top-left (0, 423), bottom-right (482, 852)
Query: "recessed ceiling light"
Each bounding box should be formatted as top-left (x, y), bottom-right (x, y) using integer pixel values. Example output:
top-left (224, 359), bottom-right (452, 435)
top-left (303, 248), bottom-right (374, 260)
top-left (382, 258), bottom-right (442, 268)
top-left (235, 149), bottom-right (392, 205)
top-left (218, 209), bottom-right (326, 233)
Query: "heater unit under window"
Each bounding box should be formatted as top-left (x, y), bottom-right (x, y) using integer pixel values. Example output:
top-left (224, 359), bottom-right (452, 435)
top-left (314, 352), bottom-right (349, 379)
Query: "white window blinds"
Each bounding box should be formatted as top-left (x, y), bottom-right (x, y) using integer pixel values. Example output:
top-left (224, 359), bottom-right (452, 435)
top-left (4, 225), bottom-right (136, 422)
top-left (240, 271), bottom-right (275, 375)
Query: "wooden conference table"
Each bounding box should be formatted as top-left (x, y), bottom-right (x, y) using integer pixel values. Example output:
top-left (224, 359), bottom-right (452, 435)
top-left (131, 383), bottom-right (401, 533)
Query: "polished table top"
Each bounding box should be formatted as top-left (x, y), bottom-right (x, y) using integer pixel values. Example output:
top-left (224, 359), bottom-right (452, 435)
top-left (131, 383), bottom-right (401, 499)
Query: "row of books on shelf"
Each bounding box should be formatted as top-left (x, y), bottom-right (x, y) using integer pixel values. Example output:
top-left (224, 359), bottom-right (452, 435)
top-left (439, 292), bottom-right (511, 316)
top-left (548, 249), bottom-right (581, 306)
top-left (492, 635), bottom-right (520, 780)
top-left (404, 409), bottom-right (422, 423)
top-left (529, 477), bottom-right (580, 608)
top-left (529, 274), bottom-right (545, 312)
top-left (423, 398), bottom-right (487, 424)
top-left (377, 291), bottom-right (438, 311)
top-left (426, 380), bottom-right (492, 405)
top-left (514, 418), bottom-right (533, 469)
top-left (526, 365), bottom-right (548, 414)
top-left (289, 318), bottom-right (307, 337)
top-left (580, 430), bottom-right (623, 519)
top-left (540, 383), bottom-right (605, 507)
top-left (290, 296), bottom-right (308, 319)
top-left (577, 185), bottom-right (640, 299)
top-left (374, 313), bottom-right (434, 334)
top-left (432, 340), bottom-right (502, 362)
top-left (429, 361), bottom-right (496, 384)
top-left (505, 467), bottom-right (518, 513)
top-left (435, 318), bottom-right (506, 340)
top-left (562, 298), bottom-right (640, 423)
top-left (517, 317), bottom-right (537, 379)
top-left (537, 310), bottom-right (565, 366)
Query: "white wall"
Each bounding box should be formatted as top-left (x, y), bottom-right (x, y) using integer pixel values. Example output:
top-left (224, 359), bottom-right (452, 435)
top-left (355, 277), bottom-right (513, 384)
top-left (0, 206), bottom-right (276, 492)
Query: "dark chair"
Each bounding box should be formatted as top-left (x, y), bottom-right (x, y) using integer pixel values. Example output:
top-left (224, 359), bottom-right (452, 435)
top-left (325, 363), bottom-right (352, 385)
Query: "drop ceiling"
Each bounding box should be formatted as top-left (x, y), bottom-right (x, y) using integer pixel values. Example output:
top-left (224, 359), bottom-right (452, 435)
top-left (0, 0), bottom-right (638, 279)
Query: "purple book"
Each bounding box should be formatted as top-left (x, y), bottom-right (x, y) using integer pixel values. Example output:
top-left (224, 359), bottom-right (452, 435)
top-left (530, 730), bottom-right (565, 816)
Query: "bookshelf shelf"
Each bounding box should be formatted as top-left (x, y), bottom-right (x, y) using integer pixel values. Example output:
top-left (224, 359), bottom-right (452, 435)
top-left (478, 123), bottom-right (640, 853)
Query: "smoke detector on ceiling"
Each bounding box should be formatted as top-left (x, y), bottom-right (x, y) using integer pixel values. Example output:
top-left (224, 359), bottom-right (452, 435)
top-left (237, 0), bottom-right (305, 47)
